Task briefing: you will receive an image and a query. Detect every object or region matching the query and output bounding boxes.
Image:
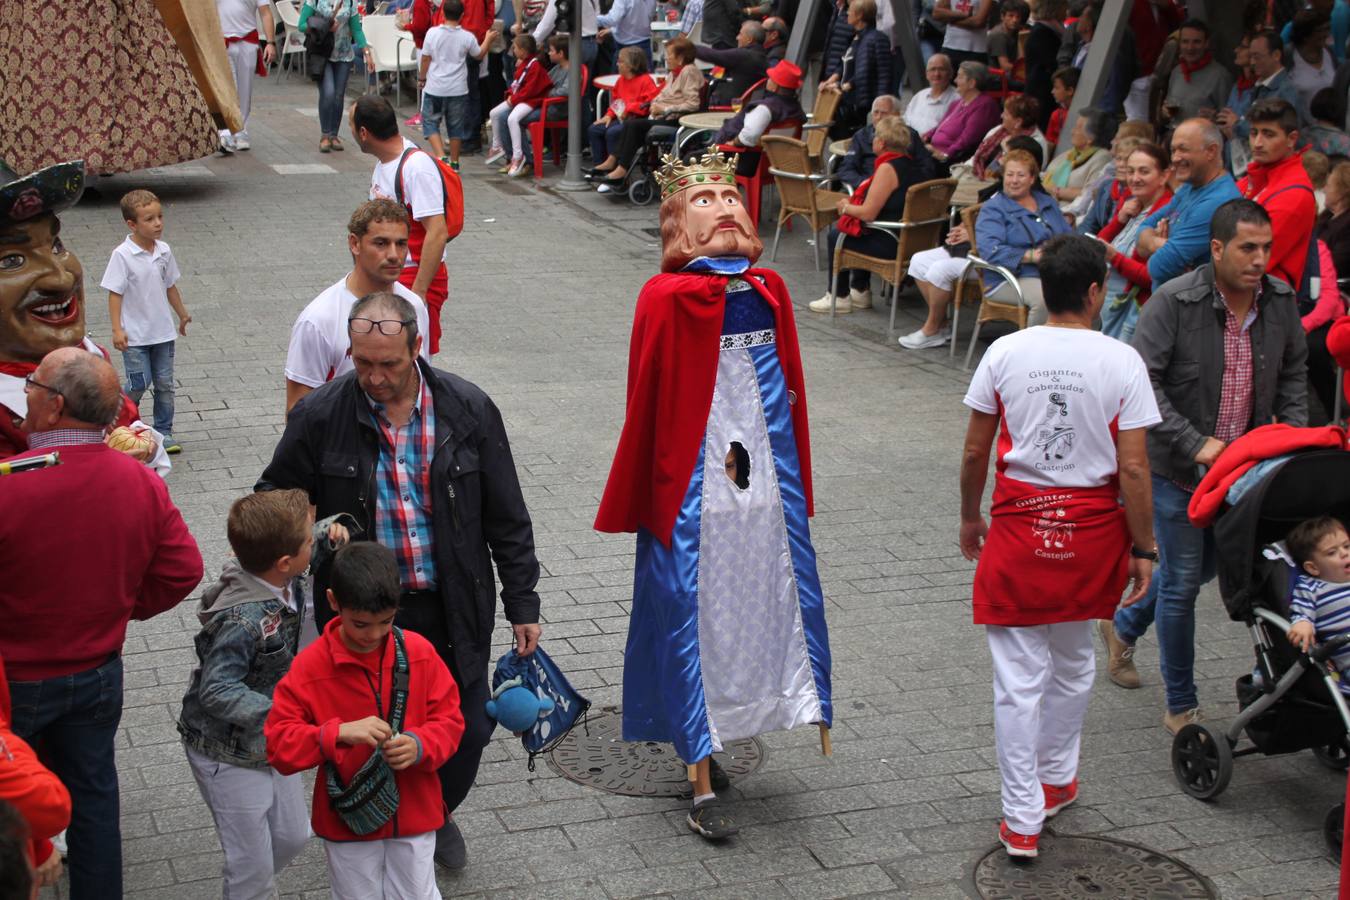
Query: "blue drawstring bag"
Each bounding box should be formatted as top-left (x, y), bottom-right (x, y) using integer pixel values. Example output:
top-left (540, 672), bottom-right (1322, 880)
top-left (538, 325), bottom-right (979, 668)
top-left (490, 646), bottom-right (590, 770)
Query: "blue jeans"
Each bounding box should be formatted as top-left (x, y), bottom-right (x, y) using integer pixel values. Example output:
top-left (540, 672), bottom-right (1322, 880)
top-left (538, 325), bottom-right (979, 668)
top-left (1113, 474), bottom-right (1216, 713)
top-left (122, 340), bottom-right (175, 437)
top-left (588, 119), bottom-right (623, 163)
top-left (319, 59), bottom-right (353, 137)
top-left (8, 656), bottom-right (124, 900)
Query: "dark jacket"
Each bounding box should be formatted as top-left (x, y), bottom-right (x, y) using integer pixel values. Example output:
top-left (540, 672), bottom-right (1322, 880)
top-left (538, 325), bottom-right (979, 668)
top-left (713, 90), bottom-right (803, 143)
top-left (839, 27), bottom-right (892, 115)
top-left (700, 0), bottom-right (744, 49)
top-left (177, 560), bottom-right (307, 768)
top-left (255, 360), bottom-right (542, 688)
top-left (1318, 208), bottom-right (1350, 280)
top-left (836, 122), bottom-right (938, 190)
top-left (1024, 20), bottom-right (1063, 131)
top-left (821, 0), bottom-right (854, 79)
top-left (1131, 265), bottom-right (1309, 486)
top-left (696, 44), bottom-right (769, 107)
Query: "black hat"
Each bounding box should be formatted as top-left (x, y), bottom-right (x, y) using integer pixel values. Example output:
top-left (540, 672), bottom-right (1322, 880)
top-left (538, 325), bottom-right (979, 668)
top-left (0, 160), bottom-right (85, 227)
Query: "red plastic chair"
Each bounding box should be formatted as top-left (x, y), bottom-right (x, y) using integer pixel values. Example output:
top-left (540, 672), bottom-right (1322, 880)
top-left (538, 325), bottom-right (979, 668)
top-left (529, 64), bottom-right (590, 179)
top-left (708, 77), bottom-right (766, 112)
top-left (716, 115), bottom-right (803, 229)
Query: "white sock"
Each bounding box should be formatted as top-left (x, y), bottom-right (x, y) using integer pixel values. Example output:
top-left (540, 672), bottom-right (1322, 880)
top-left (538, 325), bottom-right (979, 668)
top-left (692, 792), bottom-right (715, 806)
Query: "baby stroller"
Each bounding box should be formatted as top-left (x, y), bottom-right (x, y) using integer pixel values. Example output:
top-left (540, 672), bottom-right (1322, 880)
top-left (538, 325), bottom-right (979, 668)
top-left (1170, 448), bottom-right (1350, 859)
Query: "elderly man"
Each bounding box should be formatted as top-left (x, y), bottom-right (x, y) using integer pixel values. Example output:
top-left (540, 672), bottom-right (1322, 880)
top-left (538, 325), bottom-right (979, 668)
top-left (1162, 19), bottom-right (1233, 125)
top-left (762, 16), bottom-right (788, 62)
top-left (904, 54), bottom-right (959, 141)
top-left (284, 199), bottom-right (432, 415)
top-left (696, 19), bottom-right (770, 107)
top-left (834, 94), bottom-right (938, 192)
top-left (0, 161), bottom-right (169, 470)
top-left (1107, 200), bottom-right (1308, 734)
top-left (0, 348), bottom-right (202, 900)
top-left (258, 291), bottom-right (543, 871)
top-left (1135, 119), bottom-right (1242, 290)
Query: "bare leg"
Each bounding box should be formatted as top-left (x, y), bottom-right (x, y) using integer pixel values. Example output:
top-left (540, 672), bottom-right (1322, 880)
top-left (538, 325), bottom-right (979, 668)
top-left (595, 155), bottom-right (617, 171)
top-left (427, 133), bottom-right (446, 159)
top-left (448, 138), bottom-right (462, 164)
top-left (915, 279), bottom-right (952, 334)
top-left (607, 165), bottom-right (628, 180)
top-left (690, 758), bottom-right (712, 796)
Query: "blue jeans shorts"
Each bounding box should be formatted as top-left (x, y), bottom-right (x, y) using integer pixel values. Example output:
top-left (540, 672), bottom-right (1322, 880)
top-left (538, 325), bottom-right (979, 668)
top-left (422, 92), bottom-right (473, 141)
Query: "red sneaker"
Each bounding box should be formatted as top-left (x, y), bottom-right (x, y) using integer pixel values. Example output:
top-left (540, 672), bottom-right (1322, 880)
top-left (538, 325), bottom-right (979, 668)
top-left (1042, 778), bottom-right (1079, 818)
top-left (999, 820), bottom-right (1039, 858)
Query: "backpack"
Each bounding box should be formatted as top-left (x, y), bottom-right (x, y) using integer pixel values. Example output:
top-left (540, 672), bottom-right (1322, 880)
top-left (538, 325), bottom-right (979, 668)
top-left (393, 147), bottom-right (465, 241)
top-left (490, 646), bottom-right (590, 770)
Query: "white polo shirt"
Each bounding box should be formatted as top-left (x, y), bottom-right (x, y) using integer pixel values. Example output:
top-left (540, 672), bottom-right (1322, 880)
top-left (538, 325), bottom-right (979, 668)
top-left (285, 278), bottom-right (432, 388)
top-left (99, 236), bottom-right (182, 347)
top-left (904, 85), bottom-right (958, 137)
top-left (216, 0), bottom-right (270, 39)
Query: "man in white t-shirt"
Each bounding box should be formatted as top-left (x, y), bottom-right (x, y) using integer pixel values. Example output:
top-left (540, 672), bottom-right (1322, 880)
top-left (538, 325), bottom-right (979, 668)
top-left (285, 200), bottom-right (431, 415)
top-left (352, 95), bottom-right (452, 355)
top-left (215, 0), bottom-right (277, 152)
top-left (958, 234), bottom-right (1160, 861)
top-left (932, 0), bottom-right (992, 68)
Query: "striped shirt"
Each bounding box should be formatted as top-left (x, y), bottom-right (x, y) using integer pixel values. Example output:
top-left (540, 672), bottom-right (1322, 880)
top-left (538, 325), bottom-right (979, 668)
top-left (366, 371), bottom-right (437, 591)
top-left (1291, 572), bottom-right (1350, 694)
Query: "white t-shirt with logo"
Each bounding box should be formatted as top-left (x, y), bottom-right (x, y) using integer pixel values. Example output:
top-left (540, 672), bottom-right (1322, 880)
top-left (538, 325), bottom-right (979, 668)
top-left (285, 277), bottom-right (432, 388)
top-left (964, 327), bottom-right (1161, 489)
top-left (423, 25), bottom-right (483, 97)
top-left (99, 236), bottom-right (182, 347)
top-left (369, 140), bottom-right (446, 268)
top-left (940, 0), bottom-right (989, 54)
top-left (216, 0), bottom-right (270, 39)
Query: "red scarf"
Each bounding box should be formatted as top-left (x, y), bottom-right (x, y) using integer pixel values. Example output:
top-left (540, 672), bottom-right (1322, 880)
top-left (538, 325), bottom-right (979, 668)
top-left (1178, 52), bottom-right (1213, 82)
top-left (837, 151), bottom-right (904, 236)
top-left (972, 127), bottom-right (1008, 180)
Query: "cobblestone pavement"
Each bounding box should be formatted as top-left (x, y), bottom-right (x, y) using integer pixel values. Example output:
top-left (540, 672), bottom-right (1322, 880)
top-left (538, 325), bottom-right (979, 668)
top-left (42, 72), bottom-right (1345, 898)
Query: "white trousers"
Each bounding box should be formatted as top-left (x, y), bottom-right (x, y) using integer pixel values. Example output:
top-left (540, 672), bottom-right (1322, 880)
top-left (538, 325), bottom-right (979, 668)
top-left (986, 622), bottom-right (1095, 835)
top-left (489, 101), bottom-right (536, 160)
top-left (986, 276), bottom-right (1047, 326)
top-left (186, 746), bottom-right (311, 900)
top-left (909, 247), bottom-right (970, 290)
top-left (324, 833), bottom-right (441, 900)
top-left (224, 40), bottom-right (260, 136)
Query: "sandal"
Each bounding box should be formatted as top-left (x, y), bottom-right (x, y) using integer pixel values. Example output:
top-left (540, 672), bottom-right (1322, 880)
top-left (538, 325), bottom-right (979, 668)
top-left (319, 136), bottom-right (332, 153)
top-left (330, 137), bottom-right (344, 151)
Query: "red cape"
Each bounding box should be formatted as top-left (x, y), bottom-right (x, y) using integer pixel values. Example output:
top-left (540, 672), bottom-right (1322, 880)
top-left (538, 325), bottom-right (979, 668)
top-left (594, 267), bottom-right (813, 545)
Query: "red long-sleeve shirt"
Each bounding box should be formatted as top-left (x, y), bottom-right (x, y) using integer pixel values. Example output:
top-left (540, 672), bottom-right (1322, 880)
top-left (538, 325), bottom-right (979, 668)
top-left (459, 0), bottom-right (492, 41)
top-left (265, 620), bottom-right (465, 842)
top-left (507, 57), bottom-right (555, 108)
top-left (0, 442), bottom-right (203, 681)
top-left (1097, 189), bottom-right (1174, 303)
top-left (605, 72), bottom-right (662, 119)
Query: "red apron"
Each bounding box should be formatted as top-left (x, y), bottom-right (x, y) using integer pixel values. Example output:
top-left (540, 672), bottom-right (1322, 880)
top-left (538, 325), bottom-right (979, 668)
top-left (973, 473), bottom-right (1130, 627)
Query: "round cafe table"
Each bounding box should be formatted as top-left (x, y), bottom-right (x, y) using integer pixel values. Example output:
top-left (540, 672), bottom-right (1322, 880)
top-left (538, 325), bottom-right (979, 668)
top-left (675, 110), bottom-right (734, 157)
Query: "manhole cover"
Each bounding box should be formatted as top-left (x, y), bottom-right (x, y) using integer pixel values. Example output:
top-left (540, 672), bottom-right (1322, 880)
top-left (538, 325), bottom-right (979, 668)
top-left (973, 832), bottom-right (1217, 899)
top-left (547, 705), bottom-right (765, 797)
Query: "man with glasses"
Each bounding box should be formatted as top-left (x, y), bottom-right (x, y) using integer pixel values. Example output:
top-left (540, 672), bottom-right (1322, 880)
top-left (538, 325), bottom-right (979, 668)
top-left (284, 199), bottom-right (432, 416)
top-left (258, 291), bottom-right (543, 873)
top-left (0, 347), bottom-right (202, 900)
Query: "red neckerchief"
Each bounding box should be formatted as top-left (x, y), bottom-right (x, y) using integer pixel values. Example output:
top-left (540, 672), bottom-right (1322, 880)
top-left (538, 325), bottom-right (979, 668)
top-left (1235, 72), bottom-right (1255, 92)
top-left (972, 127), bottom-right (1008, 180)
top-left (1178, 52), bottom-right (1213, 81)
top-left (837, 151), bottom-right (905, 236)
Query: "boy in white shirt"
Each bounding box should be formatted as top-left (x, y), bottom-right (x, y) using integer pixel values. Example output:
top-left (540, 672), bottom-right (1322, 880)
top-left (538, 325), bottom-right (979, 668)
top-left (418, 0), bottom-right (497, 170)
top-left (101, 190), bottom-right (192, 454)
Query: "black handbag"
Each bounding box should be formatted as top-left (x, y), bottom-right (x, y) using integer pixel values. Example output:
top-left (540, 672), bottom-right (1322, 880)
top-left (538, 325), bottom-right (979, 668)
top-left (304, 11), bottom-right (336, 79)
top-left (324, 627), bottom-right (409, 836)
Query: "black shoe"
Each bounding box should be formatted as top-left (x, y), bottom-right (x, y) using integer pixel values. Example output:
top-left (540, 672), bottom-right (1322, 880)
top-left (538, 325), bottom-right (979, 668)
top-left (584, 166), bottom-right (614, 179)
top-left (687, 798), bottom-right (738, 841)
top-left (709, 757), bottom-right (730, 792)
top-left (434, 818), bottom-right (467, 869)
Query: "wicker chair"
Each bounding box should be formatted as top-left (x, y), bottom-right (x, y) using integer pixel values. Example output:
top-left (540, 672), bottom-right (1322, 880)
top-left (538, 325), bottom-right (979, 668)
top-left (763, 136), bottom-right (847, 270)
top-left (824, 178), bottom-right (957, 339)
top-left (948, 203), bottom-right (1029, 370)
top-left (802, 85), bottom-right (843, 171)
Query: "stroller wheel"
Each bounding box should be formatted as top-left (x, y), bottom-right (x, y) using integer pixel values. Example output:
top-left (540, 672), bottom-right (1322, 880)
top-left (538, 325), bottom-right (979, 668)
top-left (629, 176), bottom-right (656, 206)
top-left (1324, 803), bottom-right (1344, 860)
top-left (1171, 722), bottom-right (1234, 800)
top-left (1313, 738), bottom-right (1350, 771)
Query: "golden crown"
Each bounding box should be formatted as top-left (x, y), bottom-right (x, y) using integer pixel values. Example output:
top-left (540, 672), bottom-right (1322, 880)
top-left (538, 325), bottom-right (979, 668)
top-left (656, 150), bottom-right (739, 200)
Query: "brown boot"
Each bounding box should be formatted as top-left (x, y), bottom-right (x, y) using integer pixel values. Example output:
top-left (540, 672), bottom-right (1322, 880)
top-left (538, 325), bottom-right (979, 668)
top-left (1098, 619), bottom-right (1140, 689)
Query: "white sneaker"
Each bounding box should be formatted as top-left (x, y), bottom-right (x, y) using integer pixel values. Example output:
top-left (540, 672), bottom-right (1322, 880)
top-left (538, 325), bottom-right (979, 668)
top-left (233, 132), bottom-right (251, 151)
top-left (484, 147), bottom-right (506, 166)
top-left (218, 131), bottom-right (236, 153)
top-left (509, 159), bottom-right (530, 178)
top-left (898, 327), bottom-right (950, 350)
top-left (808, 292), bottom-right (850, 314)
top-left (597, 182), bottom-right (618, 194)
top-left (849, 288), bottom-right (873, 310)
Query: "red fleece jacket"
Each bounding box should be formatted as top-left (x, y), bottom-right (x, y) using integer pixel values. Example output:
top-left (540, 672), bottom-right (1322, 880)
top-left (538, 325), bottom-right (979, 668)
top-left (265, 620), bottom-right (465, 842)
top-left (506, 57), bottom-right (554, 108)
top-left (1239, 152), bottom-right (1317, 289)
top-left (1186, 423), bottom-right (1348, 528)
top-left (0, 442), bottom-right (202, 681)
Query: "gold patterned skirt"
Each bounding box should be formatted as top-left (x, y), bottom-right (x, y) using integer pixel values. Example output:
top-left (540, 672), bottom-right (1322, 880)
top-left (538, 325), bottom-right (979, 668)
top-left (0, 0), bottom-right (219, 175)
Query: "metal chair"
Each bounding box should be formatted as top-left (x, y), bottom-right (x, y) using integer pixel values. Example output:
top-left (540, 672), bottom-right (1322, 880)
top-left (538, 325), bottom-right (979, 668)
top-left (956, 254), bottom-right (1029, 371)
top-left (824, 178), bottom-right (957, 339)
top-left (763, 136), bottom-right (846, 270)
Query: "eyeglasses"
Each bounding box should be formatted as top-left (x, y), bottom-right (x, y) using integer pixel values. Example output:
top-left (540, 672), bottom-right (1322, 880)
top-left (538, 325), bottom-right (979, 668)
top-left (23, 373), bottom-right (62, 398)
top-left (348, 317), bottom-right (415, 336)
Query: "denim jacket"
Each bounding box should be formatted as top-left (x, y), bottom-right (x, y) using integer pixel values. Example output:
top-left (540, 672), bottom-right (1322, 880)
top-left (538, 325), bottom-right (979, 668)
top-left (177, 559), bottom-right (308, 768)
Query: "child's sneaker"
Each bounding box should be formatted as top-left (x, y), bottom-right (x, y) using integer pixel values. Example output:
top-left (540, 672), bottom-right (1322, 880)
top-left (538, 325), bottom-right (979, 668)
top-left (508, 158), bottom-right (530, 178)
top-left (162, 436), bottom-right (183, 454)
top-left (449, 160), bottom-right (461, 173)
top-left (1042, 778), bottom-right (1078, 818)
top-left (999, 820), bottom-right (1038, 858)
top-left (484, 146), bottom-right (506, 166)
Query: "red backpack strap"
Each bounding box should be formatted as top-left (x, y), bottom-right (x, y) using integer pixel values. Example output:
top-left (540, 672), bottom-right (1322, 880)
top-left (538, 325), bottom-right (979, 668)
top-left (392, 147), bottom-right (417, 209)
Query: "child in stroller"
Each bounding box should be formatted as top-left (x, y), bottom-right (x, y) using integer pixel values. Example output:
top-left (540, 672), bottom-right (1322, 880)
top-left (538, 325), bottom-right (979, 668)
top-left (1286, 516), bottom-right (1350, 667)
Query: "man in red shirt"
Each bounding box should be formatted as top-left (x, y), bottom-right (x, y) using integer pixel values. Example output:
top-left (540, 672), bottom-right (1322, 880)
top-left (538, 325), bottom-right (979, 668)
top-left (1239, 97), bottom-right (1316, 289)
top-left (0, 348), bottom-right (202, 900)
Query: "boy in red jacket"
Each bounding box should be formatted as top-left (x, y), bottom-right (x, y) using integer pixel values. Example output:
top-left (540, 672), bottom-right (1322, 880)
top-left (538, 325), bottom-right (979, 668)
top-left (266, 543), bottom-right (464, 900)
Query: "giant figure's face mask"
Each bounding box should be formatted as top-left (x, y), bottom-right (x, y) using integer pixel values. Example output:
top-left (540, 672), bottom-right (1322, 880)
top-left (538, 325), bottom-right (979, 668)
top-left (0, 213), bottom-right (86, 365)
top-left (682, 184), bottom-right (761, 262)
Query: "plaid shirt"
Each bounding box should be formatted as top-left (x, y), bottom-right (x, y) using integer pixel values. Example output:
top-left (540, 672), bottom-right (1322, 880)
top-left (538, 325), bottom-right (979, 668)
top-left (1214, 286), bottom-right (1259, 444)
top-left (27, 429), bottom-right (107, 449)
top-left (367, 371), bottom-right (437, 591)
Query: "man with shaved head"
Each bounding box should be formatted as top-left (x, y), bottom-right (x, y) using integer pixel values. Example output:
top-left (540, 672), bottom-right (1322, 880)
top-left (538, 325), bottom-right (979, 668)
top-left (1134, 118), bottom-right (1242, 289)
top-left (0, 347), bottom-right (202, 900)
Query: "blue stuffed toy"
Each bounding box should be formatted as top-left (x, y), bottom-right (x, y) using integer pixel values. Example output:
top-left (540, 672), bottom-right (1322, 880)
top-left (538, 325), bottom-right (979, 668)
top-left (486, 676), bottom-right (555, 734)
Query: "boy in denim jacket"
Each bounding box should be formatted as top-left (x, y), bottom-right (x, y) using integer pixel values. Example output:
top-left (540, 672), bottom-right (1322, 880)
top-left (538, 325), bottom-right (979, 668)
top-left (177, 489), bottom-right (348, 900)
